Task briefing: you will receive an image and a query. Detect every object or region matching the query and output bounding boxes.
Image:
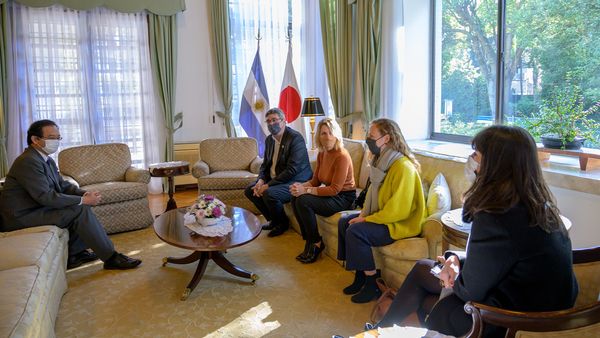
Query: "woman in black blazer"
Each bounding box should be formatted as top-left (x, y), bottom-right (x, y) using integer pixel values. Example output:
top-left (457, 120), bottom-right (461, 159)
top-left (374, 125), bottom-right (578, 337)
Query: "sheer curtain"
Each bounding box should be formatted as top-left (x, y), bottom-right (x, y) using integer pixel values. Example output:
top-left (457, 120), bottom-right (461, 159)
top-left (229, 0), bottom-right (331, 138)
top-left (5, 4), bottom-right (163, 176)
top-left (380, 0), bottom-right (405, 121)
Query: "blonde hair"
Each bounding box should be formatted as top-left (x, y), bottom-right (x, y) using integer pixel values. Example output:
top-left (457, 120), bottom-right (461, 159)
top-left (314, 117), bottom-right (344, 151)
top-left (371, 118), bottom-right (420, 171)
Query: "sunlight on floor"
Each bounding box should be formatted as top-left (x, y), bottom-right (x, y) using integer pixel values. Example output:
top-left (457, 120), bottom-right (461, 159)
top-left (203, 302), bottom-right (280, 338)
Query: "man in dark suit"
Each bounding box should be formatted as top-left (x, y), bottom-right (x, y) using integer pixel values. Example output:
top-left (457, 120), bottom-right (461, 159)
top-left (0, 120), bottom-right (141, 270)
top-left (244, 108), bottom-right (312, 237)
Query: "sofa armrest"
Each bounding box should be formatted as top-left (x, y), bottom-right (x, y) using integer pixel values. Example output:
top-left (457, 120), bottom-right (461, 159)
top-left (125, 167), bottom-right (151, 183)
top-left (421, 213), bottom-right (444, 259)
top-left (192, 160), bottom-right (210, 178)
top-left (60, 174), bottom-right (80, 189)
top-left (250, 157), bottom-right (263, 174)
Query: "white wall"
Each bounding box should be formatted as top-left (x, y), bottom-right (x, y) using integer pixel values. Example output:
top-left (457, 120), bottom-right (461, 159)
top-left (551, 187), bottom-right (600, 249)
top-left (174, 0), bottom-right (225, 143)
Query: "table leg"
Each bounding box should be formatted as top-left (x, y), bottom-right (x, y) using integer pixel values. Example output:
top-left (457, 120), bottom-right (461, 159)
top-left (165, 176), bottom-right (177, 212)
top-left (212, 251), bottom-right (259, 283)
top-left (181, 252), bottom-right (210, 301)
top-left (162, 251), bottom-right (202, 267)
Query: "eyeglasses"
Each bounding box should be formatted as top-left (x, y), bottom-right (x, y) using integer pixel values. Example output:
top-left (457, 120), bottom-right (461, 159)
top-left (41, 136), bottom-right (63, 141)
top-left (265, 118), bottom-right (281, 124)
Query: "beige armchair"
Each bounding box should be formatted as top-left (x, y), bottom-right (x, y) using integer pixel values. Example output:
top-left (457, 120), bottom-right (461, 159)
top-left (192, 137), bottom-right (262, 214)
top-left (57, 143), bottom-right (153, 234)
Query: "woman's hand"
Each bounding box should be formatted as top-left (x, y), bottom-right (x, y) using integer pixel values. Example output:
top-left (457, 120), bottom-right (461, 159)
top-left (439, 255), bottom-right (460, 288)
top-left (349, 216), bottom-right (366, 224)
top-left (289, 182), bottom-right (307, 197)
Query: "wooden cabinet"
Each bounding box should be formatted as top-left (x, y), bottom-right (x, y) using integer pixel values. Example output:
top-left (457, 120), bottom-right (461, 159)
top-left (174, 143), bottom-right (199, 187)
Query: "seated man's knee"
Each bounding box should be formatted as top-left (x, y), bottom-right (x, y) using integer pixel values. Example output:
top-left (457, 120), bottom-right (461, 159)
top-left (244, 183), bottom-right (256, 199)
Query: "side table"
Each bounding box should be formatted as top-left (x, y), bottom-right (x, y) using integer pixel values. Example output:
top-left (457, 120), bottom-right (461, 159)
top-left (149, 161), bottom-right (190, 213)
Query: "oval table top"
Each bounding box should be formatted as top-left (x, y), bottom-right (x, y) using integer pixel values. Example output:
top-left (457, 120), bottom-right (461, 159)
top-left (153, 207), bottom-right (261, 251)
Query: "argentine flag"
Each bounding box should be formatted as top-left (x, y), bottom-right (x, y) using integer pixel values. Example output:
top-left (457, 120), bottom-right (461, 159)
top-left (239, 47), bottom-right (270, 156)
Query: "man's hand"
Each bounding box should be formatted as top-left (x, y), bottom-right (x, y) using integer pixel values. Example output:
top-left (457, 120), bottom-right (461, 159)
top-left (252, 179), bottom-right (267, 197)
top-left (82, 191), bottom-right (102, 206)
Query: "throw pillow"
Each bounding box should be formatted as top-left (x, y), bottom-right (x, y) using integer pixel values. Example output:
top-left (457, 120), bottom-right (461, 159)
top-left (426, 173), bottom-right (451, 216)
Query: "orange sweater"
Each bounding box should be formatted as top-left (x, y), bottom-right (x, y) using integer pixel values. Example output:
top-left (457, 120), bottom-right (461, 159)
top-left (307, 149), bottom-right (355, 196)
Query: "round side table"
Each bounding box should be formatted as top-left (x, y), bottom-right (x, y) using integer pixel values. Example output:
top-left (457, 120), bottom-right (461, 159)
top-left (149, 161), bottom-right (190, 213)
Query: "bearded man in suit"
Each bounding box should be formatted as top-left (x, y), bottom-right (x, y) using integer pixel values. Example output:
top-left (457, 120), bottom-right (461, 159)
top-left (244, 108), bottom-right (313, 237)
top-left (0, 120), bottom-right (141, 270)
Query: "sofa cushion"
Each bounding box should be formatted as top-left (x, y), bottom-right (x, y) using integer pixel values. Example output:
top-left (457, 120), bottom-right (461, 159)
top-left (82, 181), bottom-right (148, 204)
top-left (200, 138), bottom-right (258, 171)
top-left (0, 266), bottom-right (45, 338)
top-left (426, 173), bottom-right (451, 216)
top-left (343, 139), bottom-right (369, 189)
top-left (0, 229), bottom-right (63, 272)
top-left (197, 171), bottom-right (258, 190)
top-left (58, 143), bottom-right (131, 186)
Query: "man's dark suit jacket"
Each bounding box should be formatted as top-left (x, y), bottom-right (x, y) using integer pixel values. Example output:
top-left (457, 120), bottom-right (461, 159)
top-left (0, 147), bottom-right (85, 231)
top-left (258, 126), bottom-right (312, 186)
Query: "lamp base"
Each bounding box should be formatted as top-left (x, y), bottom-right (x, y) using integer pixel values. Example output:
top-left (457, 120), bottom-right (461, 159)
top-left (309, 116), bottom-right (316, 150)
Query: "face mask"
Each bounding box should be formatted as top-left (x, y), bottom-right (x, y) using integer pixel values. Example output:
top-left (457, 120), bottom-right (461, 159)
top-left (268, 123), bottom-right (281, 135)
top-left (42, 139), bottom-right (60, 155)
top-left (365, 135), bottom-right (384, 155)
top-left (464, 155), bottom-right (479, 183)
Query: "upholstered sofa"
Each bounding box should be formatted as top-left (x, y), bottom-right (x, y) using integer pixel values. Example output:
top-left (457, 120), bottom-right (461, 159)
top-left (0, 226), bottom-right (68, 338)
top-left (192, 137), bottom-right (262, 214)
top-left (285, 139), bottom-right (471, 288)
top-left (57, 143), bottom-right (153, 234)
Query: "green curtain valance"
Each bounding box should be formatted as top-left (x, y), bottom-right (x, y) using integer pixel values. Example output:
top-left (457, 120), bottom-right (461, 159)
top-left (0, 0), bottom-right (185, 15)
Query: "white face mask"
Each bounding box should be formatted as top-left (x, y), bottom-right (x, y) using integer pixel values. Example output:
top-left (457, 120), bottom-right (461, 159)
top-left (42, 139), bottom-right (60, 155)
top-left (464, 155), bottom-right (479, 184)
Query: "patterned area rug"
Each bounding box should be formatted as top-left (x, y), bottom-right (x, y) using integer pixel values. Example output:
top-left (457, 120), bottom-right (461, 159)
top-left (56, 227), bottom-right (372, 337)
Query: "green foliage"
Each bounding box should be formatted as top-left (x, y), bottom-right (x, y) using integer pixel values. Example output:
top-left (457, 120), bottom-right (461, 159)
top-left (522, 81), bottom-right (600, 147)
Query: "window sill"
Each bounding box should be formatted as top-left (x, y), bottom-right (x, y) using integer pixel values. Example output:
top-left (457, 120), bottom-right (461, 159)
top-left (408, 139), bottom-right (600, 196)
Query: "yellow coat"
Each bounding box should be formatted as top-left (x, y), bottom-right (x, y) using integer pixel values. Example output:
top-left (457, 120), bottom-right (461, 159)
top-left (364, 157), bottom-right (426, 240)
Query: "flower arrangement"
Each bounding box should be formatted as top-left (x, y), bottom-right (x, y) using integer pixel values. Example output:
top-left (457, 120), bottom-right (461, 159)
top-left (187, 194), bottom-right (227, 225)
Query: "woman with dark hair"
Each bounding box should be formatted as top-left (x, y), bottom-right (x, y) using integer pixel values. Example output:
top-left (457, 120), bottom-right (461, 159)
top-left (289, 117), bottom-right (356, 263)
top-left (374, 125), bottom-right (578, 337)
top-left (338, 118), bottom-right (426, 303)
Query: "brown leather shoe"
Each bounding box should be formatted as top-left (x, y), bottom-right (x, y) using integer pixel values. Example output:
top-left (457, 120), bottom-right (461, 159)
top-left (103, 252), bottom-right (142, 270)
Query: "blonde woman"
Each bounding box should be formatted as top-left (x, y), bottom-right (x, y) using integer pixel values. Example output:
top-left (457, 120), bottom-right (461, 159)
top-left (290, 117), bottom-right (356, 264)
top-left (338, 118), bottom-right (426, 303)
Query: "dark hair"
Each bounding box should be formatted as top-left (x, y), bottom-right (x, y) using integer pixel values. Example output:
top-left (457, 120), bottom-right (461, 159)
top-left (462, 125), bottom-right (564, 234)
top-left (370, 118), bottom-right (420, 171)
top-left (27, 119), bottom-right (58, 146)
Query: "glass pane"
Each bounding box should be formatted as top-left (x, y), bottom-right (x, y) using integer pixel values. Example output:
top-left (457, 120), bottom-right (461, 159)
top-left (434, 0), bottom-right (498, 137)
top-left (506, 0), bottom-right (600, 149)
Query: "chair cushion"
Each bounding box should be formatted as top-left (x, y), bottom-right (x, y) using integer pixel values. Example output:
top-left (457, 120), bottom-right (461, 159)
top-left (58, 143), bottom-right (132, 186)
top-left (197, 171), bottom-right (258, 190)
top-left (0, 230), bottom-right (62, 272)
top-left (82, 182), bottom-right (148, 204)
top-left (426, 173), bottom-right (451, 216)
top-left (200, 138), bottom-right (258, 171)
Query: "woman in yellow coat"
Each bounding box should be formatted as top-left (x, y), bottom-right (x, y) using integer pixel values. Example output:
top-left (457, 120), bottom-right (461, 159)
top-left (338, 118), bottom-right (426, 303)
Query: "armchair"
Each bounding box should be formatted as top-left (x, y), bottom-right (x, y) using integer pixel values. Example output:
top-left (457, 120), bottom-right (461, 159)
top-left (192, 137), bottom-right (262, 214)
top-left (464, 246), bottom-right (600, 338)
top-left (57, 143), bottom-right (154, 234)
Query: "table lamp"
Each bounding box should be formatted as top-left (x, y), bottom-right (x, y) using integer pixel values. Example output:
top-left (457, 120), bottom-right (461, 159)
top-left (301, 97), bottom-right (325, 149)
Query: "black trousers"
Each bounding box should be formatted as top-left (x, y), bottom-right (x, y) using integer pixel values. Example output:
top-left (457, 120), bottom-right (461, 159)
top-left (337, 213), bottom-right (394, 271)
top-left (6, 204), bottom-right (115, 261)
top-left (244, 182), bottom-right (293, 227)
top-left (291, 190), bottom-right (355, 243)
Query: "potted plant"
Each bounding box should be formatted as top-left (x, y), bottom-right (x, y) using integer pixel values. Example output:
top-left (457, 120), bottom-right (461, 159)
top-left (524, 83), bottom-right (600, 150)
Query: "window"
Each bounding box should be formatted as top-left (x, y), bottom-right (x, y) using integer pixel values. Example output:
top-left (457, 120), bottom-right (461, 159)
top-left (9, 4), bottom-right (159, 166)
top-left (433, 0), bottom-right (600, 149)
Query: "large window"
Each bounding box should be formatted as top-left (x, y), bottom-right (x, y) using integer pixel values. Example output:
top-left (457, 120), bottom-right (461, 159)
top-left (7, 4), bottom-right (159, 166)
top-left (433, 0), bottom-right (600, 149)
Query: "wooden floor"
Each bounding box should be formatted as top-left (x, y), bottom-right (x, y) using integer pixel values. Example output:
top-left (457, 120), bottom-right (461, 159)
top-left (147, 186), bottom-right (199, 217)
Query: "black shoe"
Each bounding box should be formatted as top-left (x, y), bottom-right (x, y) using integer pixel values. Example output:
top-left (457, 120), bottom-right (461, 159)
top-left (261, 222), bottom-right (275, 230)
top-left (351, 272), bottom-right (382, 303)
top-left (343, 270), bottom-right (366, 295)
top-left (267, 225), bottom-right (288, 237)
top-left (364, 322), bottom-right (375, 331)
top-left (299, 242), bottom-right (325, 264)
top-left (103, 252), bottom-right (142, 270)
top-left (296, 241), bottom-right (311, 261)
top-left (67, 250), bottom-right (99, 269)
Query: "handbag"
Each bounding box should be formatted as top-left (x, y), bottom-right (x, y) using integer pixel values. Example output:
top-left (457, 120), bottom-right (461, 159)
top-left (370, 277), bottom-right (398, 324)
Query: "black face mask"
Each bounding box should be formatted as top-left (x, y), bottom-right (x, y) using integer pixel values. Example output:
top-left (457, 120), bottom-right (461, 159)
top-left (268, 123), bottom-right (282, 135)
top-left (365, 135), bottom-right (384, 155)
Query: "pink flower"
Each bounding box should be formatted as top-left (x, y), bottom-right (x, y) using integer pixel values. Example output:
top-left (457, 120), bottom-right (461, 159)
top-left (195, 209), bottom-right (205, 219)
top-left (204, 195), bottom-right (214, 201)
top-left (212, 206), bottom-right (223, 218)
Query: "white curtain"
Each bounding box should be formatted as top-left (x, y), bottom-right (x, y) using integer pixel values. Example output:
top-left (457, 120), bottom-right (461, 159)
top-left (5, 4), bottom-right (163, 180)
top-left (229, 0), bottom-right (331, 141)
top-left (380, 0), bottom-right (405, 121)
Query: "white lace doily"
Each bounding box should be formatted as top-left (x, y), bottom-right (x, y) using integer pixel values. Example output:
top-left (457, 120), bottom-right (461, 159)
top-left (183, 214), bottom-right (233, 237)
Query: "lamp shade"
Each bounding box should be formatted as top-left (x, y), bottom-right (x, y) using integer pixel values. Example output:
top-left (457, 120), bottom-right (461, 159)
top-left (300, 97), bottom-right (325, 117)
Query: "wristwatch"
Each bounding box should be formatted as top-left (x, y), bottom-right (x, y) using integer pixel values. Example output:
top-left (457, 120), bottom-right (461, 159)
top-left (307, 188), bottom-right (313, 194)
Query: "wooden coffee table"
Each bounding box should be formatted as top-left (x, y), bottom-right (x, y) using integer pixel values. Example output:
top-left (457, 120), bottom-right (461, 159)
top-left (153, 206), bottom-right (261, 300)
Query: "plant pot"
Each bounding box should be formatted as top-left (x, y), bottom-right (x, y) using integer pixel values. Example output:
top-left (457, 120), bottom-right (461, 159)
top-left (199, 217), bottom-right (221, 226)
top-left (541, 135), bottom-right (585, 150)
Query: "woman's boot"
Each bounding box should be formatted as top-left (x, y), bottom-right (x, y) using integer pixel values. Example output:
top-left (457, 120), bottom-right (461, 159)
top-left (343, 270), bottom-right (366, 295)
top-left (351, 270), bottom-right (382, 303)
